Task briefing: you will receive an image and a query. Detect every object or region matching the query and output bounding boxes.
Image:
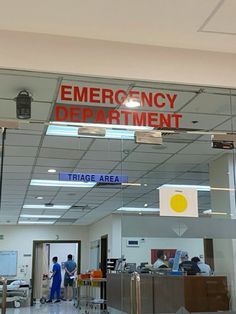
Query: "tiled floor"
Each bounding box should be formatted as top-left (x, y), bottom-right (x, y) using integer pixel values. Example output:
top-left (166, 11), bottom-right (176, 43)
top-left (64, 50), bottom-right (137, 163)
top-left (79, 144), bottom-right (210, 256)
top-left (6, 303), bottom-right (121, 314)
top-left (5, 305), bottom-right (236, 314)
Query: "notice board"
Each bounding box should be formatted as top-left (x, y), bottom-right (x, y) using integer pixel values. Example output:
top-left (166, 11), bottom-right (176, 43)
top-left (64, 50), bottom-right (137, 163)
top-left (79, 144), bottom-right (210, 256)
top-left (0, 251), bottom-right (17, 277)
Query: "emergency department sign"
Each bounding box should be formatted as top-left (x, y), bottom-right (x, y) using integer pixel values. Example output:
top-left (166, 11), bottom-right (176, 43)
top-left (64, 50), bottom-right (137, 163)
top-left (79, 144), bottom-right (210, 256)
top-left (160, 187), bottom-right (198, 217)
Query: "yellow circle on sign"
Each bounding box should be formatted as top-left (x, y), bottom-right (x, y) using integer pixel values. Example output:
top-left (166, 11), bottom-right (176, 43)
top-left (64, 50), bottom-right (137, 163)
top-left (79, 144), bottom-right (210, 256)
top-left (170, 194), bottom-right (188, 213)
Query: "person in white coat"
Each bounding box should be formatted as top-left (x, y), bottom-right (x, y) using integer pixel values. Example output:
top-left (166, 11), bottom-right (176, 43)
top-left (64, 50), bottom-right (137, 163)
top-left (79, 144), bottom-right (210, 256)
top-left (153, 250), bottom-right (168, 268)
top-left (191, 257), bottom-right (212, 276)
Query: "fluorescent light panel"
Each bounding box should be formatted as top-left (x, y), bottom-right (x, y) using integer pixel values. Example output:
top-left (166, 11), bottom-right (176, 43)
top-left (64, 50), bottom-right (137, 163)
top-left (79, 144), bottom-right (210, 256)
top-left (30, 179), bottom-right (96, 188)
top-left (47, 123), bottom-right (153, 140)
top-left (23, 204), bottom-right (70, 210)
top-left (116, 207), bottom-right (160, 212)
top-left (48, 169), bottom-right (57, 173)
top-left (50, 121), bottom-right (152, 130)
top-left (121, 182), bottom-right (141, 186)
top-left (159, 184), bottom-right (235, 192)
top-left (20, 214), bottom-right (61, 218)
top-left (18, 221), bottom-right (56, 225)
top-left (203, 209), bottom-right (228, 215)
top-left (159, 184), bottom-right (210, 192)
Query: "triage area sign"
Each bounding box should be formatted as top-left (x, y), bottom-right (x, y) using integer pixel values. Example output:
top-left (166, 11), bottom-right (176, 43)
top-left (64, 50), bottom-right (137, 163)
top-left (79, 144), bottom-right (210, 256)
top-left (59, 172), bottom-right (128, 184)
top-left (53, 82), bottom-right (183, 129)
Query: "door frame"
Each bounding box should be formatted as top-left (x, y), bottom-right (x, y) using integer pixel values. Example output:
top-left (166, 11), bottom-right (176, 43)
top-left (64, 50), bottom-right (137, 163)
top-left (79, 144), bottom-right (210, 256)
top-left (31, 240), bottom-right (81, 305)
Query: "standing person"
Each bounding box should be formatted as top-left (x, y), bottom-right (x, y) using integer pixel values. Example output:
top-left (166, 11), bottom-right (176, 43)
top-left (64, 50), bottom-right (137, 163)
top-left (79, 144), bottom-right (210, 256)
top-left (63, 254), bottom-right (77, 301)
top-left (47, 256), bottom-right (62, 303)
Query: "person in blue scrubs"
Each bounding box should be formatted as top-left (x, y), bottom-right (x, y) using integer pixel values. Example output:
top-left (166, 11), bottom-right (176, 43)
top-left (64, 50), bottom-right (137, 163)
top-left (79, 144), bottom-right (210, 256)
top-left (47, 256), bottom-right (62, 303)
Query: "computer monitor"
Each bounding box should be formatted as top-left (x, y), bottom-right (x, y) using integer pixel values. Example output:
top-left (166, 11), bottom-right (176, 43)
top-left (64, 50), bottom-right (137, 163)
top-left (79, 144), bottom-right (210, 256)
top-left (114, 256), bottom-right (126, 272)
top-left (140, 262), bottom-right (148, 268)
top-left (125, 263), bottom-right (136, 273)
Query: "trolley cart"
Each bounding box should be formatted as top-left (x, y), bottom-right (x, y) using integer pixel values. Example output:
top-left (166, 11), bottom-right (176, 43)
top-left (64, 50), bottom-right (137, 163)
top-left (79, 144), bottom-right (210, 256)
top-left (74, 278), bottom-right (108, 313)
top-left (40, 278), bottom-right (50, 304)
top-left (74, 278), bottom-right (92, 310)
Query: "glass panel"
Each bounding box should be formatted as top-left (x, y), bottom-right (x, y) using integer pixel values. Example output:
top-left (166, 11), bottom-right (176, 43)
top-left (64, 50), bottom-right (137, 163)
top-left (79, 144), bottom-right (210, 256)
top-left (1, 69), bottom-right (236, 313)
top-left (118, 83), bottom-right (236, 313)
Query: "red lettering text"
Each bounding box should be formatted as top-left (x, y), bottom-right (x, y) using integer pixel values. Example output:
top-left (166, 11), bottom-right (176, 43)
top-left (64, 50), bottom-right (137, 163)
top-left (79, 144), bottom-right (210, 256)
top-left (108, 110), bottom-right (120, 124)
top-left (61, 85), bottom-right (72, 101)
top-left (166, 93), bottom-right (177, 108)
top-left (153, 93), bottom-right (165, 108)
top-left (55, 105), bottom-right (68, 121)
top-left (133, 112), bottom-right (147, 126)
top-left (74, 86), bottom-right (88, 102)
top-left (82, 108), bottom-right (94, 122)
top-left (94, 109), bottom-right (107, 123)
top-left (101, 89), bottom-right (113, 104)
top-left (90, 88), bottom-right (100, 103)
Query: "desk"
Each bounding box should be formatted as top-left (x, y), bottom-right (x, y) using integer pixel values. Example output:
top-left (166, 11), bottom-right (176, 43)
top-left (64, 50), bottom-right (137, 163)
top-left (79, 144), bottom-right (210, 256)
top-left (107, 273), bottom-right (229, 313)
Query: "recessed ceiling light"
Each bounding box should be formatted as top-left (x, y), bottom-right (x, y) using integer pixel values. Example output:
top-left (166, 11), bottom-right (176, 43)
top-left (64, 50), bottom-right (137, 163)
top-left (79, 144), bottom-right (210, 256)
top-left (125, 98), bottom-right (141, 108)
top-left (48, 169), bottom-right (57, 173)
top-left (30, 179), bottom-right (96, 188)
top-left (35, 196), bottom-right (44, 200)
top-left (144, 184), bottom-right (148, 187)
top-left (144, 203), bottom-right (148, 207)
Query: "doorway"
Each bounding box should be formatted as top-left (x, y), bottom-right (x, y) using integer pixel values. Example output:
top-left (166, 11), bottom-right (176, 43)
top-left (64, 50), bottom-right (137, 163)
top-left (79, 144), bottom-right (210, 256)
top-left (31, 240), bottom-right (81, 305)
top-left (100, 235), bottom-right (108, 278)
top-left (100, 234), bottom-right (108, 304)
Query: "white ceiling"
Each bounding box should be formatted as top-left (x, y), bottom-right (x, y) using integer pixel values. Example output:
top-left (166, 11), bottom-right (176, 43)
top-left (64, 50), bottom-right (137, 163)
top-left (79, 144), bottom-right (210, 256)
top-left (0, 69), bottom-right (235, 225)
top-left (0, 0), bottom-right (236, 53)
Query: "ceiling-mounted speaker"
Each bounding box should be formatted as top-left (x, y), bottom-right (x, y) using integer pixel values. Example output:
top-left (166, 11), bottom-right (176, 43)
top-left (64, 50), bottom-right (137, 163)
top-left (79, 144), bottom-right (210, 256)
top-left (15, 90), bottom-right (32, 119)
top-left (135, 130), bottom-right (163, 145)
top-left (78, 126), bottom-right (106, 137)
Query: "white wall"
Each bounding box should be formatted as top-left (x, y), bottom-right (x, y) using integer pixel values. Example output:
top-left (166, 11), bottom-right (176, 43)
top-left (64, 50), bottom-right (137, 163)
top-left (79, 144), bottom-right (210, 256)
top-left (111, 215), bottom-right (122, 258)
top-left (89, 214), bottom-right (122, 259)
top-left (89, 215), bottom-right (112, 258)
top-left (122, 237), bottom-right (204, 266)
top-left (0, 225), bottom-right (89, 280)
top-left (1, 30), bottom-right (236, 89)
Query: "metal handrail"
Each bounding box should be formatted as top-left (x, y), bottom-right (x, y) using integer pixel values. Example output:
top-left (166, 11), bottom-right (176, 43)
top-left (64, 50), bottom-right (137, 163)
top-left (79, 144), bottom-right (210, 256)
top-left (0, 277), bottom-right (7, 314)
top-left (130, 272), bottom-right (141, 314)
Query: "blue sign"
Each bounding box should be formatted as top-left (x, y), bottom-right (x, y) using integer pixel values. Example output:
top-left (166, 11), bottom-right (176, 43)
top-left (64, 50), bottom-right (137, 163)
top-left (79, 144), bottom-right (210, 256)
top-left (59, 172), bottom-right (128, 184)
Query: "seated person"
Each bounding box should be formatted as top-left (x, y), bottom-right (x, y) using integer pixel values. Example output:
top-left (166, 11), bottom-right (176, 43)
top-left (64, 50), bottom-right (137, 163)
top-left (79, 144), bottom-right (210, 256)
top-left (153, 250), bottom-right (168, 269)
top-left (191, 256), bottom-right (212, 276)
top-left (179, 251), bottom-right (200, 275)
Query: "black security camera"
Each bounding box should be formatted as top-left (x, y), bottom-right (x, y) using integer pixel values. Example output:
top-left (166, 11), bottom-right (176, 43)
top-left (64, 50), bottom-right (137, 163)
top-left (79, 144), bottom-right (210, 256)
top-left (15, 90), bottom-right (32, 119)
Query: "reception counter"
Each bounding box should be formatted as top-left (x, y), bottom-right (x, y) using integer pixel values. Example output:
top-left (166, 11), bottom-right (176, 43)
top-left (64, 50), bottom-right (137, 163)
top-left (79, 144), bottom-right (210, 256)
top-left (107, 273), bottom-right (229, 313)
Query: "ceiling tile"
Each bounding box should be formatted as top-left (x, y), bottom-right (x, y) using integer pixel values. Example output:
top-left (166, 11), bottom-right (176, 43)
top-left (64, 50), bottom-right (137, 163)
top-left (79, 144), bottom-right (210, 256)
top-left (42, 136), bottom-right (92, 150)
